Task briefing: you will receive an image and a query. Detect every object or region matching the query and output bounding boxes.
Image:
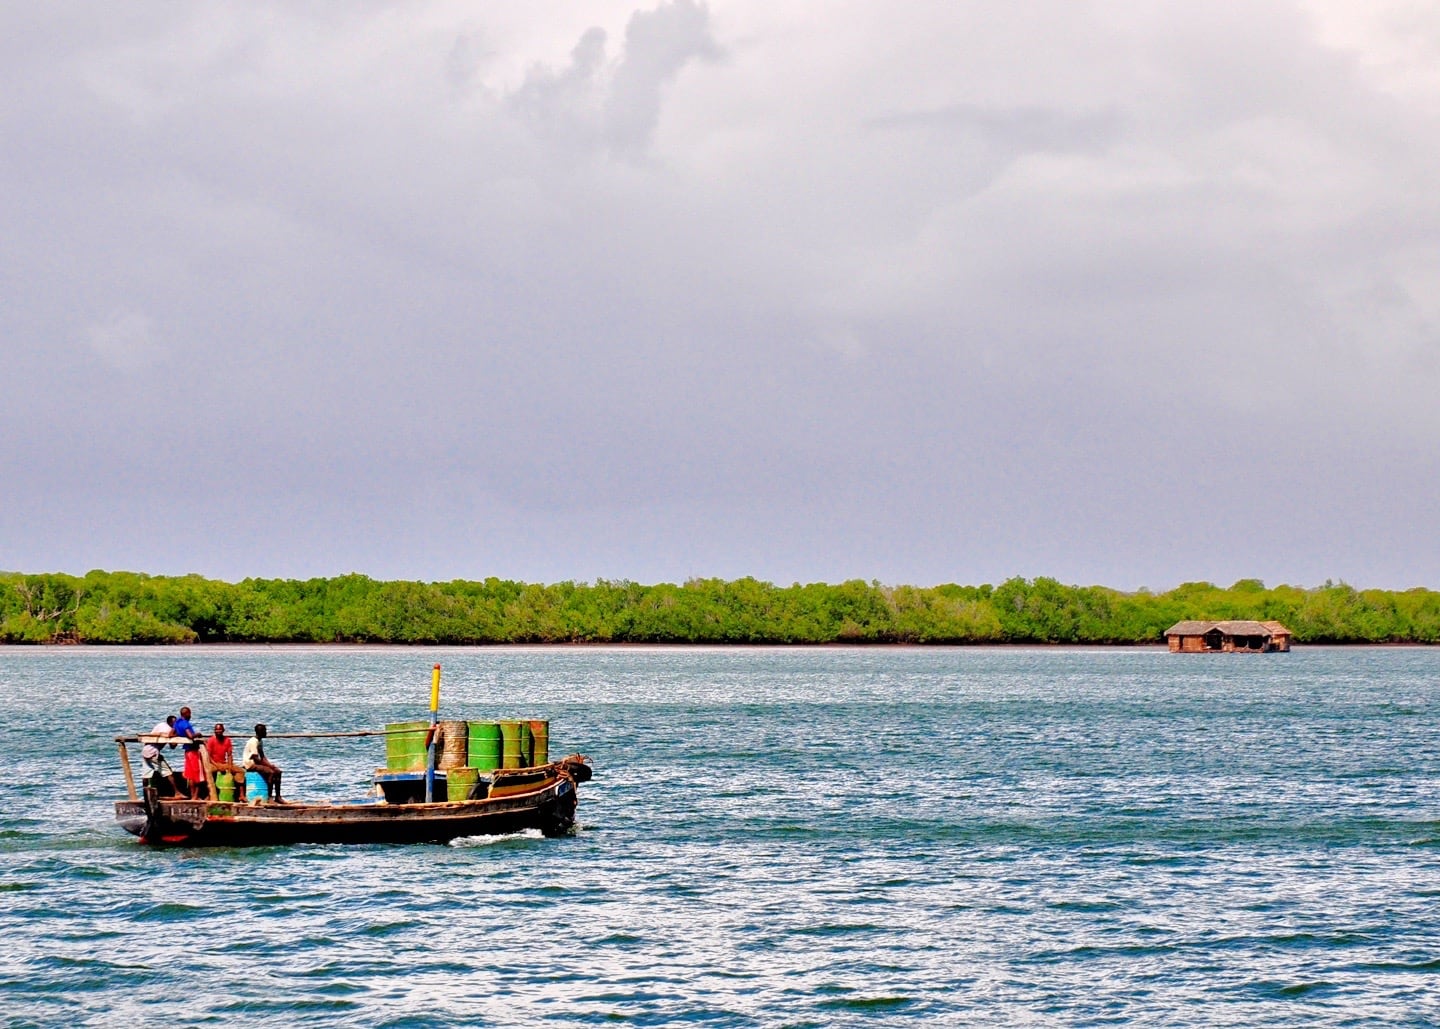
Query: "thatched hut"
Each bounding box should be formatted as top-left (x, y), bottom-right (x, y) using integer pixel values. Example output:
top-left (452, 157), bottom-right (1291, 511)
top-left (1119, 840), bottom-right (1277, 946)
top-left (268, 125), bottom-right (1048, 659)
top-left (1165, 620), bottom-right (1292, 653)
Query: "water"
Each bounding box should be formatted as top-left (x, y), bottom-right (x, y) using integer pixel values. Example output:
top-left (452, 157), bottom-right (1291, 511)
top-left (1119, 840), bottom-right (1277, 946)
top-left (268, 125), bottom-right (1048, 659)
top-left (2, 645), bottom-right (1439, 1026)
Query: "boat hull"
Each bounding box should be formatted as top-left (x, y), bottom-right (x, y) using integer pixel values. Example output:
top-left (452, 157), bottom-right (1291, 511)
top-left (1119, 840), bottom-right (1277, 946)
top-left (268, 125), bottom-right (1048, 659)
top-left (116, 776), bottom-right (578, 847)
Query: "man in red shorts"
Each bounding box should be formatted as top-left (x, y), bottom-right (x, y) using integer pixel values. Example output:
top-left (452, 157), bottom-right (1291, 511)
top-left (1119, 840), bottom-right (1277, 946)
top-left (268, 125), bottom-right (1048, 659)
top-left (172, 706), bottom-right (204, 799)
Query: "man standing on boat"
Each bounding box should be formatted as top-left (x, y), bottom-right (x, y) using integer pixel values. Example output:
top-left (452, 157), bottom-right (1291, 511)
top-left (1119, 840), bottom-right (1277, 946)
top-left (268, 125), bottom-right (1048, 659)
top-left (243, 723), bottom-right (283, 803)
top-left (173, 706), bottom-right (205, 799)
top-left (141, 714), bottom-right (177, 792)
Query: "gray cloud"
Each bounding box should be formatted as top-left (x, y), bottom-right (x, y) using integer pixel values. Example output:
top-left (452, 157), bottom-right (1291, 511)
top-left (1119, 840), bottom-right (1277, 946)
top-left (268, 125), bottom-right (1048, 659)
top-left (604, 0), bottom-right (720, 153)
top-left (510, 0), bottom-right (719, 157)
top-left (1, 1), bottom-right (1437, 589)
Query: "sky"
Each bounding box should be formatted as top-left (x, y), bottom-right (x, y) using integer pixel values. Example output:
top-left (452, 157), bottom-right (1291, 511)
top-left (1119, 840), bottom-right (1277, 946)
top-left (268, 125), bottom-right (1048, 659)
top-left (2, 1), bottom-right (1438, 591)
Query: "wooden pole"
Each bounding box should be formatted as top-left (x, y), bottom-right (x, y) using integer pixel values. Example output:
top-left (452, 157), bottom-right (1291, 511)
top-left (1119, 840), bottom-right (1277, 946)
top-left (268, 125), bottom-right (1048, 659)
top-left (199, 742), bottom-right (216, 800)
top-left (118, 741), bottom-right (138, 801)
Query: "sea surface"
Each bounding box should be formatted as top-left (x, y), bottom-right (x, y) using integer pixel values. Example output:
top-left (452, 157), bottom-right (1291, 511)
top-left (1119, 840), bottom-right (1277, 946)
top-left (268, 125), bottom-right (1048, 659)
top-left (1, 645), bottom-right (1439, 1026)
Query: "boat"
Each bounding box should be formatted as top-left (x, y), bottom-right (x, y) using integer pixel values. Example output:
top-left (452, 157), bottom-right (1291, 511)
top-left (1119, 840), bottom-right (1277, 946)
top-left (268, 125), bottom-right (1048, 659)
top-left (113, 665), bottom-right (593, 848)
top-left (113, 753), bottom-right (592, 847)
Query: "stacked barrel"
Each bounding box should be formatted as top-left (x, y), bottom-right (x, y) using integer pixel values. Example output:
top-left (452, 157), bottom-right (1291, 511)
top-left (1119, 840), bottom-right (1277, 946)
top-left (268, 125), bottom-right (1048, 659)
top-left (384, 721), bottom-right (430, 770)
top-left (487, 719), bottom-right (550, 767)
top-left (384, 718), bottom-right (551, 801)
top-left (469, 721), bottom-right (503, 772)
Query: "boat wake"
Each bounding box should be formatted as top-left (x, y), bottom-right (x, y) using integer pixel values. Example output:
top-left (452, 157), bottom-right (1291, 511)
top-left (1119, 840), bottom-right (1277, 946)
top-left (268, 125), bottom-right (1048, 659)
top-left (449, 828), bottom-right (545, 848)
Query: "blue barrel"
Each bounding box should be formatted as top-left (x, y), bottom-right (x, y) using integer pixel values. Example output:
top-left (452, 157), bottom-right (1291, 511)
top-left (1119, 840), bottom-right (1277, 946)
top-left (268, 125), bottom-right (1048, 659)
top-left (246, 771), bottom-right (268, 802)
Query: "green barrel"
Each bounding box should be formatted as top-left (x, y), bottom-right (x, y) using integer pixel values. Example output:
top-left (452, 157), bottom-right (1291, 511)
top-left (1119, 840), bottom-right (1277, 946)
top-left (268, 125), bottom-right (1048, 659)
top-left (529, 719), bottom-right (550, 765)
top-left (446, 767), bottom-right (480, 802)
top-left (469, 722), bottom-right (503, 772)
top-left (499, 720), bottom-right (533, 769)
top-left (385, 721), bottom-right (430, 770)
top-left (215, 771), bottom-right (236, 802)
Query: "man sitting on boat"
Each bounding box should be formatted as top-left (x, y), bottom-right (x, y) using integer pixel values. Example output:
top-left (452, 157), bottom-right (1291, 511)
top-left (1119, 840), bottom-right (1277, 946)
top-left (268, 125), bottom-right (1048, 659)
top-left (205, 723), bottom-right (247, 802)
top-left (243, 723), bottom-right (283, 803)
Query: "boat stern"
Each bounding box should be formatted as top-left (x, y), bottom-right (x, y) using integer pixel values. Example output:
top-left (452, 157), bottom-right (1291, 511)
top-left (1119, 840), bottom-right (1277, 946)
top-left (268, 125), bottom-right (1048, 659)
top-left (114, 800), bottom-right (148, 838)
top-left (115, 798), bottom-right (210, 845)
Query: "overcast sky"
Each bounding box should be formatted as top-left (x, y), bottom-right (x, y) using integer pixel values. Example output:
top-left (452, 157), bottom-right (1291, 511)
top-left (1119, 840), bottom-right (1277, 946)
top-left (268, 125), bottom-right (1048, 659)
top-left (2, 2), bottom-right (1438, 590)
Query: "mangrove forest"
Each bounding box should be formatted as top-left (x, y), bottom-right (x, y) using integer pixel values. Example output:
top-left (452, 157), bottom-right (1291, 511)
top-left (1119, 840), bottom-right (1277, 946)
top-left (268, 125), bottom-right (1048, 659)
top-left (1, 571), bottom-right (1438, 646)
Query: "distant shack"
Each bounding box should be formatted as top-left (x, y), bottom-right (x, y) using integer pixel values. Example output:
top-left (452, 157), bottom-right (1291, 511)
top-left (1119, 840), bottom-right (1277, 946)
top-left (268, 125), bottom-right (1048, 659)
top-left (1165, 620), bottom-right (1293, 653)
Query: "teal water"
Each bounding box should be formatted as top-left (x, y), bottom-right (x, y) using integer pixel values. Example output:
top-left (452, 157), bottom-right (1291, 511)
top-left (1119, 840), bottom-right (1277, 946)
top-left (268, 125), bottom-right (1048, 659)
top-left (2, 645), bottom-right (1439, 1025)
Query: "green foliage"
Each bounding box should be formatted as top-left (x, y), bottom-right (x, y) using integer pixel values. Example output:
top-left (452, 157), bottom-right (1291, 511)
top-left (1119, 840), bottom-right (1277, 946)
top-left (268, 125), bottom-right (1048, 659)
top-left (76, 603), bottom-right (198, 644)
top-left (0, 570), bottom-right (1437, 645)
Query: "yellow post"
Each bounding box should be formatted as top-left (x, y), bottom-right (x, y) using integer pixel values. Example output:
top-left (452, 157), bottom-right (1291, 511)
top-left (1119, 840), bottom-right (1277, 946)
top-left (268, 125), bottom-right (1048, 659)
top-left (426, 664), bottom-right (441, 803)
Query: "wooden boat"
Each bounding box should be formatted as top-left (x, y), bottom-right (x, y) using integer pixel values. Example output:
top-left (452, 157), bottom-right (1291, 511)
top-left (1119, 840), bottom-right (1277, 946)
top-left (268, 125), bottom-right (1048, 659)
top-left (112, 728), bottom-right (593, 848)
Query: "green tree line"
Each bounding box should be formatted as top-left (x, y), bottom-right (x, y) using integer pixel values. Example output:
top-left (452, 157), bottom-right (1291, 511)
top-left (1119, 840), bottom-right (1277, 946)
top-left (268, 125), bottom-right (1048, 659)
top-left (1, 571), bottom-right (1438, 645)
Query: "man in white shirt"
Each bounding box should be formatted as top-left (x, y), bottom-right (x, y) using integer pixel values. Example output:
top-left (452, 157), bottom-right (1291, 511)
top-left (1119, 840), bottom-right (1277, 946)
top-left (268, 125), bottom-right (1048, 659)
top-left (141, 715), bottom-right (175, 778)
top-left (243, 723), bottom-right (284, 802)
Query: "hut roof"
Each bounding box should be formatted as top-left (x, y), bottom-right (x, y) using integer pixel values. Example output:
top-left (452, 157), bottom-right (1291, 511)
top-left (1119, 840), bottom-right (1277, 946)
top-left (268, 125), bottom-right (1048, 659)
top-left (1165, 620), bottom-right (1292, 636)
top-left (1166, 620), bottom-right (1215, 636)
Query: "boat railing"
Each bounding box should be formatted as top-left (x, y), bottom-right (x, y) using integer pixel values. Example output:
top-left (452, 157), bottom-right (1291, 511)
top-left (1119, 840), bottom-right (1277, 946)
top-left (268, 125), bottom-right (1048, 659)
top-left (115, 727), bottom-right (431, 803)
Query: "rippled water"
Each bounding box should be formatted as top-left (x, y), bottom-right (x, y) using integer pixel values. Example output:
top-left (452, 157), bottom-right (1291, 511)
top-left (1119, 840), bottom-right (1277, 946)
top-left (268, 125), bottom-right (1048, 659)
top-left (2, 645), bottom-right (1439, 1026)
